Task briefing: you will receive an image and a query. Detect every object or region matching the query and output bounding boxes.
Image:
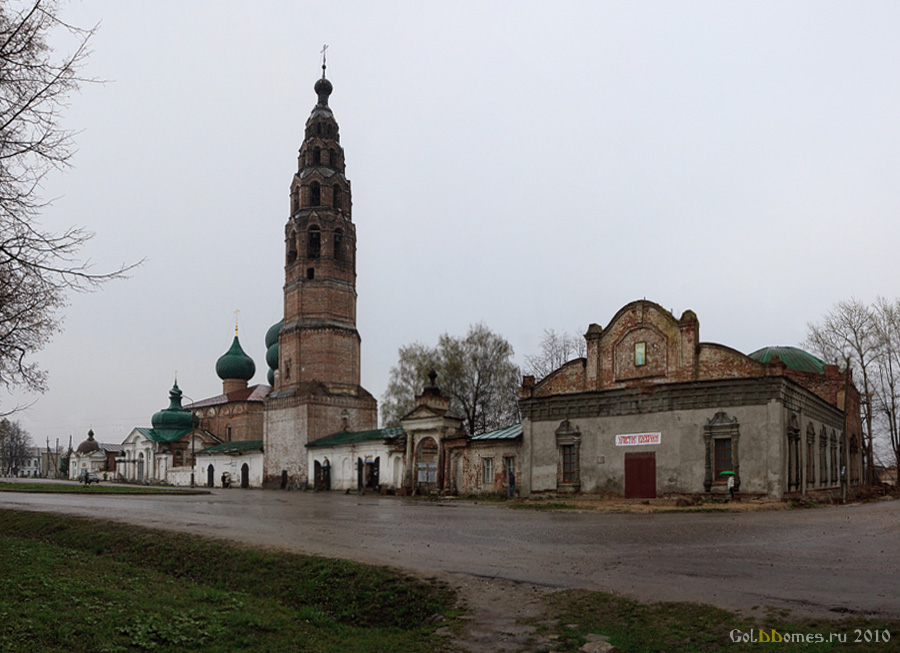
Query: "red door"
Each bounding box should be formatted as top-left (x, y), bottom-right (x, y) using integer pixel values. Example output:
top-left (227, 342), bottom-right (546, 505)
top-left (624, 452), bottom-right (656, 498)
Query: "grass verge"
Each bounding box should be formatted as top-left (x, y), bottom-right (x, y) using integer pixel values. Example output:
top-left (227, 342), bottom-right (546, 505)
top-left (0, 509), bottom-right (455, 652)
top-left (532, 589), bottom-right (900, 652)
top-left (0, 481), bottom-right (207, 495)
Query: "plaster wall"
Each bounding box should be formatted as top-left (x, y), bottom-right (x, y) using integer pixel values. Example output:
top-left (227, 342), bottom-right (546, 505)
top-left (526, 403), bottom-right (774, 496)
top-left (308, 444), bottom-right (403, 491)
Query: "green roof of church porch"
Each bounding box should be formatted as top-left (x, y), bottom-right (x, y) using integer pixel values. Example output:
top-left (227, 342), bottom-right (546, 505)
top-left (469, 423), bottom-right (522, 441)
top-left (196, 440), bottom-right (263, 455)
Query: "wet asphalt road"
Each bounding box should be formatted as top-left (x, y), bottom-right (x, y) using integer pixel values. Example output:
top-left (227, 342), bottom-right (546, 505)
top-left (2, 487), bottom-right (897, 619)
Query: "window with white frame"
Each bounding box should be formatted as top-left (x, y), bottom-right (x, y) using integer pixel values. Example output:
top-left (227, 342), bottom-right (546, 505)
top-left (482, 457), bottom-right (493, 487)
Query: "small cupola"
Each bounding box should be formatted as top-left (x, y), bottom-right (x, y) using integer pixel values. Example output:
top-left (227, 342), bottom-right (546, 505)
top-left (151, 381), bottom-right (195, 431)
top-left (76, 429), bottom-right (100, 455)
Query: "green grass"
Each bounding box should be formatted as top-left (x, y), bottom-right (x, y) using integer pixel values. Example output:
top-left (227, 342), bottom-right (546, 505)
top-left (0, 509), bottom-right (455, 652)
top-left (533, 589), bottom-right (900, 652)
top-left (0, 481), bottom-right (207, 495)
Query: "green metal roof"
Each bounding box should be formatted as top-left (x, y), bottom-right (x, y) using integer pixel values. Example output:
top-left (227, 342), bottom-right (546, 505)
top-left (470, 423), bottom-right (522, 441)
top-left (196, 440), bottom-right (263, 455)
top-left (748, 346), bottom-right (826, 374)
top-left (135, 426), bottom-right (193, 444)
top-left (307, 427), bottom-right (405, 448)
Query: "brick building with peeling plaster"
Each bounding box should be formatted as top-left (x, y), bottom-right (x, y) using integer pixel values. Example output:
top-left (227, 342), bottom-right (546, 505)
top-left (519, 300), bottom-right (863, 499)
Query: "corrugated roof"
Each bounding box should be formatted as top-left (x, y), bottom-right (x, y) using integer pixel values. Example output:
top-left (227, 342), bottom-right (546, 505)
top-left (307, 427), bottom-right (405, 448)
top-left (196, 440), bottom-right (263, 455)
top-left (470, 423), bottom-right (522, 441)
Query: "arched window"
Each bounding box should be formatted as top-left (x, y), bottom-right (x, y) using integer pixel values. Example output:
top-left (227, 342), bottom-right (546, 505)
top-left (333, 184), bottom-right (342, 210)
top-left (291, 187), bottom-right (299, 213)
top-left (329, 148), bottom-right (336, 166)
top-left (307, 226), bottom-right (321, 258)
top-left (310, 182), bottom-right (320, 206)
top-left (286, 231), bottom-right (297, 264)
top-left (333, 228), bottom-right (343, 261)
top-left (313, 147), bottom-right (321, 165)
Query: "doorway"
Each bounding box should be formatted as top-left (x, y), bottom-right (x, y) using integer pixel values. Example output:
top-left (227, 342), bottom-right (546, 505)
top-left (624, 452), bottom-right (656, 498)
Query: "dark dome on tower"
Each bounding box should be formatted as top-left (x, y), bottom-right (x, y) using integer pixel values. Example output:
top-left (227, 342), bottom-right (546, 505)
top-left (314, 75), bottom-right (333, 102)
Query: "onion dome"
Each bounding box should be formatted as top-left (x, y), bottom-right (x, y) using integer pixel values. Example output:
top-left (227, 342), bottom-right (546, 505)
top-left (265, 320), bottom-right (281, 386)
top-left (76, 429), bottom-right (100, 455)
top-left (748, 346), bottom-right (826, 374)
top-left (265, 320), bottom-right (282, 349)
top-left (315, 75), bottom-right (333, 104)
top-left (216, 330), bottom-right (256, 381)
top-left (151, 381), bottom-right (195, 430)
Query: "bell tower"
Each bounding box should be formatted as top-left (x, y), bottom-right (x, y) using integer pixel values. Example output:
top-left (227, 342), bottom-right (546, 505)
top-left (263, 57), bottom-right (377, 488)
top-left (280, 58), bottom-right (359, 393)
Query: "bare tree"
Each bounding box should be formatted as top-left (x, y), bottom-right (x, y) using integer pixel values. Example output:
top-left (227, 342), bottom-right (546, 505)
top-left (804, 298), bottom-right (878, 482)
top-left (0, 418), bottom-right (32, 476)
top-left (0, 1), bottom-right (136, 406)
top-left (381, 324), bottom-right (520, 435)
top-left (870, 297), bottom-right (900, 475)
top-left (523, 328), bottom-right (586, 381)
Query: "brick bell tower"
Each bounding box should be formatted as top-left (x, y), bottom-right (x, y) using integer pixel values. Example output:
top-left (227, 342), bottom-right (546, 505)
top-left (263, 57), bottom-right (377, 488)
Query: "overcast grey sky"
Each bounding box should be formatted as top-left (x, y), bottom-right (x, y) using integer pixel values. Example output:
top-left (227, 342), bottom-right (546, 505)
top-left (7, 0), bottom-right (900, 448)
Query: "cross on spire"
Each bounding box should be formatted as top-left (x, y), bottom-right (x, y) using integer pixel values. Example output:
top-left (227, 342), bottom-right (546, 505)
top-left (234, 308), bottom-right (240, 336)
top-left (320, 44), bottom-right (328, 78)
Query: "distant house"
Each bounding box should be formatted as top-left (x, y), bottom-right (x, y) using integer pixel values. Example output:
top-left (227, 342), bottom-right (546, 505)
top-left (16, 447), bottom-right (42, 478)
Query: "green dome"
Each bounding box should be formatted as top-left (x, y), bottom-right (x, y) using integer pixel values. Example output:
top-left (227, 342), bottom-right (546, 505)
top-left (748, 346), bottom-right (826, 374)
top-left (216, 334), bottom-right (256, 381)
top-left (151, 382), bottom-right (195, 430)
top-left (267, 368), bottom-right (275, 386)
top-left (265, 320), bottom-right (282, 349)
top-left (266, 342), bottom-right (279, 370)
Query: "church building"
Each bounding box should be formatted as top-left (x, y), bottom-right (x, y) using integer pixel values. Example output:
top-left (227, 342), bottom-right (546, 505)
top-left (519, 300), bottom-right (863, 500)
top-left (262, 61), bottom-right (377, 488)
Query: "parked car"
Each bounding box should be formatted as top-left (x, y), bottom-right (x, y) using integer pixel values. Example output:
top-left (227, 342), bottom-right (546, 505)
top-left (82, 472), bottom-right (101, 485)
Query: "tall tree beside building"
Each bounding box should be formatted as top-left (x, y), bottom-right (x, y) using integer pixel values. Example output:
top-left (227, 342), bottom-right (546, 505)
top-left (0, 1), bottom-right (134, 408)
top-left (381, 324), bottom-right (520, 435)
top-left (0, 418), bottom-right (32, 476)
top-left (805, 297), bottom-right (886, 480)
